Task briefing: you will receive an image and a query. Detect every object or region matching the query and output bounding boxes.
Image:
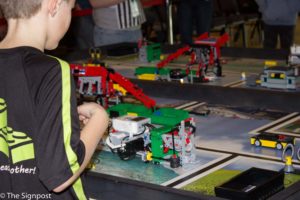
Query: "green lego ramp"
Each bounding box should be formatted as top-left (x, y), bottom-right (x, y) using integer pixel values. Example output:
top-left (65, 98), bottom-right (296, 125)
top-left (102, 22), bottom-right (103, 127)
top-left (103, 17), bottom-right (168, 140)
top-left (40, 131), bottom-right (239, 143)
top-left (151, 108), bottom-right (189, 126)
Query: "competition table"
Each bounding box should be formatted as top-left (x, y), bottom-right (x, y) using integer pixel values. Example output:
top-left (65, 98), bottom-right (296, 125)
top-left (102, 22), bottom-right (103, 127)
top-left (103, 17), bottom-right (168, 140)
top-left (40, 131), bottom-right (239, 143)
top-left (49, 45), bottom-right (300, 200)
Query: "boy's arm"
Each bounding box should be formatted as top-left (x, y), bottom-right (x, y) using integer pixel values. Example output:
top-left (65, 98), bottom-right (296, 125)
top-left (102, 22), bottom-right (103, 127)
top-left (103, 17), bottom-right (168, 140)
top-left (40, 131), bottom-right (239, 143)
top-left (34, 60), bottom-right (108, 194)
top-left (89, 0), bottom-right (126, 8)
top-left (53, 103), bottom-right (108, 193)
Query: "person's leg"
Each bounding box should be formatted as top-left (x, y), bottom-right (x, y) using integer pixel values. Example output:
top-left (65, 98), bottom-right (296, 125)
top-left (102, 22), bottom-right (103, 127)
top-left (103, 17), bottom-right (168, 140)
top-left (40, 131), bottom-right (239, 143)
top-left (278, 25), bottom-right (295, 50)
top-left (194, 0), bottom-right (213, 36)
top-left (178, 1), bottom-right (194, 44)
top-left (73, 16), bottom-right (94, 49)
top-left (263, 23), bottom-right (278, 49)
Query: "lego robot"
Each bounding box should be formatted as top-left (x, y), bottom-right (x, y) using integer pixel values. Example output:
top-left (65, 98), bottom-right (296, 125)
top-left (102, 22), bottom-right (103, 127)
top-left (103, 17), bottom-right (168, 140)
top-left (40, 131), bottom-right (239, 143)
top-left (105, 104), bottom-right (197, 168)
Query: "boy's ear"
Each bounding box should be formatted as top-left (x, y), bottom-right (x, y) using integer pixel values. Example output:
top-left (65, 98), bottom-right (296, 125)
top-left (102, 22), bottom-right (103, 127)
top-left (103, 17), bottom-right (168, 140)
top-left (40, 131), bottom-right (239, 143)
top-left (48, 0), bottom-right (63, 17)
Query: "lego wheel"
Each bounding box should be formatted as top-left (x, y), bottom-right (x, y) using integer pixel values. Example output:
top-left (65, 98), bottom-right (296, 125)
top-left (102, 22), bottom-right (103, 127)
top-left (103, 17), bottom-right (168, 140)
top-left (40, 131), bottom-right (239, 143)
top-left (170, 155), bottom-right (181, 168)
top-left (276, 143), bottom-right (283, 150)
top-left (117, 147), bottom-right (135, 161)
top-left (254, 140), bottom-right (261, 147)
top-left (170, 69), bottom-right (187, 79)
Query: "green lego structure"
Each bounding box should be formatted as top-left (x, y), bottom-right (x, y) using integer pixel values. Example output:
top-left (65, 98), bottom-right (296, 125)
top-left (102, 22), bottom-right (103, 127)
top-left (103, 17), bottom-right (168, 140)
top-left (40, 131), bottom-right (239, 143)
top-left (106, 103), bottom-right (196, 168)
top-left (139, 43), bottom-right (161, 63)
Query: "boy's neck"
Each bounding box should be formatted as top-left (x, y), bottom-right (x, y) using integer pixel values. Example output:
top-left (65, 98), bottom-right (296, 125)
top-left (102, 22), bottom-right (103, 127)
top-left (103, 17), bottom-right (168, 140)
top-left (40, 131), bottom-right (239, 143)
top-left (0, 17), bottom-right (47, 52)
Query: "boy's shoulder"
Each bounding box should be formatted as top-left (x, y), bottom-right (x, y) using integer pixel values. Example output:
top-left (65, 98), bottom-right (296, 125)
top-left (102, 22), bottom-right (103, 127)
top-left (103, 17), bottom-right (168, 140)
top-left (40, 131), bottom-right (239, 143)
top-left (0, 46), bottom-right (67, 83)
top-left (22, 47), bottom-right (70, 83)
top-left (23, 47), bottom-right (61, 68)
top-left (2, 46), bottom-right (63, 70)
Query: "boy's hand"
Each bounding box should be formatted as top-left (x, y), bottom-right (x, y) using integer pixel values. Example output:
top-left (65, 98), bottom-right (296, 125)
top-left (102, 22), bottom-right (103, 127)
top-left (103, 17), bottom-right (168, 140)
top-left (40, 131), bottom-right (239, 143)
top-left (77, 102), bottom-right (103, 125)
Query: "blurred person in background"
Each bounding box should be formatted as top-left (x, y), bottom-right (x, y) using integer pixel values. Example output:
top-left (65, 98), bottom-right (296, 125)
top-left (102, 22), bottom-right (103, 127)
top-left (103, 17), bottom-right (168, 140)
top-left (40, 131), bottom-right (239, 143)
top-left (71, 0), bottom-right (94, 49)
top-left (256, 0), bottom-right (300, 49)
top-left (89, 0), bottom-right (146, 46)
top-left (177, 0), bottom-right (213, 45)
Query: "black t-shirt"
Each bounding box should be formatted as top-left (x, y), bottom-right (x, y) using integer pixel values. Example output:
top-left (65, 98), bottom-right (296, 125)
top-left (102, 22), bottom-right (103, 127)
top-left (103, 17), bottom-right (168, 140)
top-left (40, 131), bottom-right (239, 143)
top-left (0, 47), bottom-right (86, 200)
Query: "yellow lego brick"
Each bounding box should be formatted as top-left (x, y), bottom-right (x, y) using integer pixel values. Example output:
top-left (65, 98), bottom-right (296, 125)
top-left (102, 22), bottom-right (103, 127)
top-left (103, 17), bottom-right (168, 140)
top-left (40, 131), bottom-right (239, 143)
top-left (137, 74), bottom-right (156, 80)
top-left (261, 140), bottom-right (276, 148)
top-left (113, 84), bottom-right (127, 95)
top-left (265, 60), bottom-right (277, 67)
top-left (146, 152), bottom-right (152, 161)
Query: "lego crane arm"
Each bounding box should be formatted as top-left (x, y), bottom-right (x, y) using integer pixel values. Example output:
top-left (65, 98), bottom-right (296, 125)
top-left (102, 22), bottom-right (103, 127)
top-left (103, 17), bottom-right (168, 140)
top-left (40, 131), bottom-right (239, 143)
top-left (156, 46), bottom-right (190, 69)
top-left (70, 64), bottom-right (156, 109)
top-left (107, 71), bottom-right (156, 109)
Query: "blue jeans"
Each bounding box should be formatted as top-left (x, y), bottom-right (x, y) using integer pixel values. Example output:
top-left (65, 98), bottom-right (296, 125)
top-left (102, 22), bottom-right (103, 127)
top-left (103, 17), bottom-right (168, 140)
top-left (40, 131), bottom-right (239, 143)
top-left (93, 26), bottom-right (142, 47)
top-left (178, 0), bottom-right (213, 45)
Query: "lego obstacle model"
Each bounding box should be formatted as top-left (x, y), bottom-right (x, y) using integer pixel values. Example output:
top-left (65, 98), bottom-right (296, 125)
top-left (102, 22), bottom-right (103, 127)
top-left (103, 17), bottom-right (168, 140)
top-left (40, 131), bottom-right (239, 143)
top-left (248, 45), bottom-right (300, 90)
top-left (70, 48), bottom-right (197, 168)
top-left (260, 65), bottom-right (300, 90)
top-left (250, 132), bottom-right (295, 150)
top-left (70, 48), bottom-right (156, 109)
top-left (106, 103), bottom-right (196, 168)
top-left (135, 32), bottom-right (229, 83)
top-left (138, 41), bottom-right (162, 63)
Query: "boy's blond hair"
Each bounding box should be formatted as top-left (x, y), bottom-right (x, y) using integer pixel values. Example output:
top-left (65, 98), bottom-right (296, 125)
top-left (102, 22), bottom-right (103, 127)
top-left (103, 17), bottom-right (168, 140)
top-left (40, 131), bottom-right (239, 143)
top-left (0, 0), bottom-right (43, 19)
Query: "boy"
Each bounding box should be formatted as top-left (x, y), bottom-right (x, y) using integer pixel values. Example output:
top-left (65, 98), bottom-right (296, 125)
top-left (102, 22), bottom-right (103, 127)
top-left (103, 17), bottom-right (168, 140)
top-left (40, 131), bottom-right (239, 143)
top-left (0, 0), bottom-right (108, 199)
